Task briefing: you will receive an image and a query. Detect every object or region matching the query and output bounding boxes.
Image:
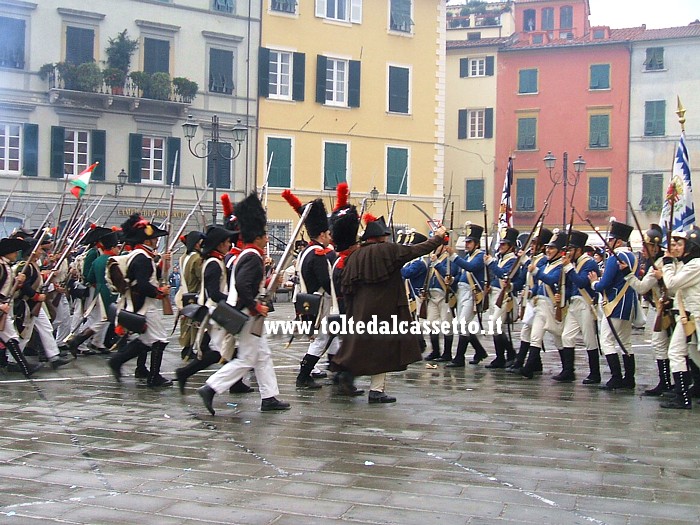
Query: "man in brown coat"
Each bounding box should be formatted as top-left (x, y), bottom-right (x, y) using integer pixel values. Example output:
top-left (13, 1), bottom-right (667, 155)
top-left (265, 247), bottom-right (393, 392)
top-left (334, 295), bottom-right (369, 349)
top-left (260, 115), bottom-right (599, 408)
top-left (332, 217), bottom-right (447, 403)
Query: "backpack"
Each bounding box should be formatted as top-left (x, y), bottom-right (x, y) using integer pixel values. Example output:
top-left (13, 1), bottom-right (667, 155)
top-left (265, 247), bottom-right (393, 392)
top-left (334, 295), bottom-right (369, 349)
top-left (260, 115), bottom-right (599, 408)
top-left (106, 251), bottom-right (140, 294)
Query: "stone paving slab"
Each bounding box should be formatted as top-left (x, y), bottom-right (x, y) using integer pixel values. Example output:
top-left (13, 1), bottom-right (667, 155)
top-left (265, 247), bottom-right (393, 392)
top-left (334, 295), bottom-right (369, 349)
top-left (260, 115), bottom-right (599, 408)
top-left (1, 303), bottom-right (699, 524)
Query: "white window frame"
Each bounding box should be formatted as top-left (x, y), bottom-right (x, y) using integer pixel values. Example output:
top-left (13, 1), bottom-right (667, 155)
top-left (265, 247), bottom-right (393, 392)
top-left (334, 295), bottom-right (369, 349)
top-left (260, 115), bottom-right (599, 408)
top-left (315, 0), bottom-right (362, 23)
top-left (468, 109), bottom-right (485, 139)
top-left (141, 136), bottom-right (165, 183)
top-left (325, 57), bottom-right (347, 107)
top-left (269, 49), bottom-right (292, 100)
top-left (469, 57), bottom-right (486, 77)
top-left (63, 129), bottom-right (89, 178)
top-left (0, 123), bottom-right (21, 174)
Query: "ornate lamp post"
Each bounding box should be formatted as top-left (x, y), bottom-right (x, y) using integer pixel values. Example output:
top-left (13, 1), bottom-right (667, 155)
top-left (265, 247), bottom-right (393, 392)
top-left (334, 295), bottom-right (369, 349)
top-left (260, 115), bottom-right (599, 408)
top-left (182, 115), bottom-right (247, 224)
top-left (543, 151), bottom-right (586, 228)
top-left (114, 168), bottom-right (128, 196)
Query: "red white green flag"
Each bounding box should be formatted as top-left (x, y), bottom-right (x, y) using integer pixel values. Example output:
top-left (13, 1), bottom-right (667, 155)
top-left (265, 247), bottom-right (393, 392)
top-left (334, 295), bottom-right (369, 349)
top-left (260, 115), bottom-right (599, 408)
top-left (68, 162), bottom-right (98, 199)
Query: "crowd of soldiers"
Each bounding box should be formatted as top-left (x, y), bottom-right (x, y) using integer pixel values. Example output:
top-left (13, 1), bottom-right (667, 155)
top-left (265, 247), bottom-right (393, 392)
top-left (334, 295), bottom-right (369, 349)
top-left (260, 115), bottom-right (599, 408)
top-left (1, 184), bottom-right (699, 413)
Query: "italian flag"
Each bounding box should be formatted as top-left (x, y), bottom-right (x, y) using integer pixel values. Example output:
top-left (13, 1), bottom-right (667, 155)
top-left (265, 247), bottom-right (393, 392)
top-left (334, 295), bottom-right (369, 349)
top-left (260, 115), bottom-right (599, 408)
top-left (68, 162), bottom-right (98, 199)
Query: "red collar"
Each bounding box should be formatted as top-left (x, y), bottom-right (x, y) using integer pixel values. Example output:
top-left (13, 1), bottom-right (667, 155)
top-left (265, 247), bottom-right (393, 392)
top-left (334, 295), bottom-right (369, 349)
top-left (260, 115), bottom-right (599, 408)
top-left (133, 244), bottom-right (154, 254)
top-left (228, 246), bottom-right (242, 256)
top-left (209, 250), bottom-right (225, 260)
top-left (243, 243), bottom-right (265, 256)
top-left (103, 249), bottom-right (118, 256)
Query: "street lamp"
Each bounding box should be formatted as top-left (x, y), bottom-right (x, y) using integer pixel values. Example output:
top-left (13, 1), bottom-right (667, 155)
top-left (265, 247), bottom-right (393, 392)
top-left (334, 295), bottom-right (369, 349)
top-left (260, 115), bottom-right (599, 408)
top-left (370, 186), bottom-right (379, 203)
top-left (182, 114), bottom-right (248, 224)
top-left (114, 168), bottom-right (128, 196)
top-left (543, 151), bottom-right (586, 228)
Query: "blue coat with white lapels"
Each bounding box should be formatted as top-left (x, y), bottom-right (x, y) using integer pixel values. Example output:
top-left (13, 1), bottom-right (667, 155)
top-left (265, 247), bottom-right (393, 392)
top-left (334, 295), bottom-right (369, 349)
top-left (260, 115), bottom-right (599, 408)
top-left (593, 248), bottom-right (638, 320)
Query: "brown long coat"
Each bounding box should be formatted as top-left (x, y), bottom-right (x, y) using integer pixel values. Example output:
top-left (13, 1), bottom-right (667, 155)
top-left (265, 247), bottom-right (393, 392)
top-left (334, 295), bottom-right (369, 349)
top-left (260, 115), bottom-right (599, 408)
top-left (332, 235), bottom-right (443, 376)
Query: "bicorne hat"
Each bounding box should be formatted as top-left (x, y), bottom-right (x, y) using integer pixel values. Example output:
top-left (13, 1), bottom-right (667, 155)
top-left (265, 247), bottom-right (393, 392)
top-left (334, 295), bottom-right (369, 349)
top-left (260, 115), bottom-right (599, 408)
top-left (201, 226), bottom-right (237, 255)
top-left (120, 214), bottom-right (168, 244)
top-left (0, 237), bottom-right (30, 257)
top-left (361, 214), bottom-right (391, 241)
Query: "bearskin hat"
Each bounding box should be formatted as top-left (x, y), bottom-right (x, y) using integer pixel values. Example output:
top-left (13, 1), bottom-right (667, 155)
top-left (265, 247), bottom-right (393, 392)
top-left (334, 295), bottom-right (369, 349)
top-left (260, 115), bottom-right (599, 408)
top-left (235, 192), bottom-right (267, 244)
top-left (282, 190), bottom-right (329, 239)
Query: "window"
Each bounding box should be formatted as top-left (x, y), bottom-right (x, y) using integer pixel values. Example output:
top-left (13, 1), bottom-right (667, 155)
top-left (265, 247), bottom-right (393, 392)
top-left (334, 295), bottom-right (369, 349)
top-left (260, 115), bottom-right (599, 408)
top-left (518, 69), bottom-right (537, 94)
top-left (560, 6), bottom-right (573, 29)
top-left (269, 50), bottom-right (291, 99)
top-left (65, 26), bottom-right (94, 65)
top-left (589, 114), bottom-right (610, 148)
top-left (590, 64), bottom-right (610, 90)
top-left (316, 55), bottom-right (360, 107)
top-left (260, 48), bottom-right (305, 101)
top-left (209, 48), bottom-right (234, 94)
top-left (212, 0), bottom-right (234, 13)
top-left (52, 127), bottom-right (103, 180)
top-left (387, 146), bottom-right (408, 195)
top-left (465, 179), bottom-right (484, 211)
top-left (141, 137), bottom-right (164, 183)
top-left (467, 32), bottom-right (481, 40)
top-left (64, 129), bottom-right (90, 178)
top-left (271, 0), bottom-right (296, 14)
top-left (541, 8), bottom-right (554, 31)
top-left (388, 65), bottom-right (409, 114)
top-left (390, 0), bottom-right (413, 33)
top-left (470, 57), bottom-right (485, 77)
top-left (324, 142), bottom-right (347, 189)
top-left (641, 173), bottom-right (664, 211)
top-left (0, 17), bottom-right (25, 69)
top-left (589, 177), bottom-right (608, 211)
top-left (459, 56), bottom-right (494, 78)
top-left (531, 34), bottom-right (544, 44)
top-left (593, 29), bottom-right (606, 39)
top-left (517, 117), bottom-right (537, 150)
top-left (267, 222), bottom-right (290, 253)
top-left (267, 137), bottom-right (292, 188)
top-left (644, 100), bottom-right (666, 137)
top-left (458, 108), bottom-right (493, 139)
top-left (645, 47), bottom-right (664, 71)
top-left (316, 0), bottom-right (362, 23)
top-left (516, 178), bottom-right (535, 211)
top-left (523, 9), bottom-right (536, 31)
top-left (0, 123), bottom-right (21, 173)
top-left (144, 37), bottom-right (170, 74)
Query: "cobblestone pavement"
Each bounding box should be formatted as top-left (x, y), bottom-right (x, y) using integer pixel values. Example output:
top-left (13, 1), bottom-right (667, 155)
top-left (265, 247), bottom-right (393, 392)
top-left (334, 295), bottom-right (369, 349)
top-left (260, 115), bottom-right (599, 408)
top-left (1, 302), bottom-right (699, 524)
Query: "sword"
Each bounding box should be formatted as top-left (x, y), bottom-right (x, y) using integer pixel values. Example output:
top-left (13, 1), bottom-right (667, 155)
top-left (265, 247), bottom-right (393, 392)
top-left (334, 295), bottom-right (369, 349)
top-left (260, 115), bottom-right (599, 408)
top-left (411, 203), bottom-right (441, 231)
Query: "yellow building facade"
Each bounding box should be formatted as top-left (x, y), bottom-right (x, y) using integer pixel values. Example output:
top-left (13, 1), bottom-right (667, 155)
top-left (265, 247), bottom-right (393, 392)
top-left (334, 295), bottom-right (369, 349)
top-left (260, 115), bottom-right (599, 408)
top-left (258, 0), bottom-right (446, 250)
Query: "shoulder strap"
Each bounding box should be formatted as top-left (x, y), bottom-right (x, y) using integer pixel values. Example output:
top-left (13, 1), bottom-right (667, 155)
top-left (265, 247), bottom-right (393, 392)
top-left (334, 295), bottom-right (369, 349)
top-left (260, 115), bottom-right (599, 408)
top-left (602, 251), bottom-right (639, 316)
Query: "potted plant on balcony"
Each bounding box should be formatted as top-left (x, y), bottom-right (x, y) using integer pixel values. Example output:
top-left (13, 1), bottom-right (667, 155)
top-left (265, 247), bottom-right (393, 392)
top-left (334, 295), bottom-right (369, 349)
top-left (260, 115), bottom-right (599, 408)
top-left (148, 72), bottom-right (172, 100)
top-left (172, 77), bottom-right (198, 102)
top-left (129, 71), bottom-right (150, 97)
top-left (106, 30), bottom-right (138, 73)
top-left (103, 67), bottom-right (127, 95)
top-left (74, 62), bottom-right (103, 92)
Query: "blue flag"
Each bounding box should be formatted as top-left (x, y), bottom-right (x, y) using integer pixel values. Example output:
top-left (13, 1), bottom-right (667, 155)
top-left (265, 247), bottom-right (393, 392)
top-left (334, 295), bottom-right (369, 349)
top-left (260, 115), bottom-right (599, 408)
top-left (660, 131), bottom-right (695, 233)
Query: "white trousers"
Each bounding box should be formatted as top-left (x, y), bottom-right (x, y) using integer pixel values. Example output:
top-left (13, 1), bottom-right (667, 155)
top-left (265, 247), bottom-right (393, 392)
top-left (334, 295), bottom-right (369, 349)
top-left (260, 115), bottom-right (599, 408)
top-left (137, 298), bottom-right (168, 345)
top-left (599, 317), bottom-right (632, 356)
top-left (369, 373), bottom-right (387, 392)
top-left (52, 295), bottom-right (72, 345)
top-left (206, 316), bottom-right (279, 400)
top-left (561, 297), bottom-right (598, 350)
top-left (668, 313), bottom-right (700, 373)
top-left (529, 298), bottom-right (562, 349)
top-left (455, 282), bottom-right (477, 324)
top-left (19, 308), bottom-right (60, 359)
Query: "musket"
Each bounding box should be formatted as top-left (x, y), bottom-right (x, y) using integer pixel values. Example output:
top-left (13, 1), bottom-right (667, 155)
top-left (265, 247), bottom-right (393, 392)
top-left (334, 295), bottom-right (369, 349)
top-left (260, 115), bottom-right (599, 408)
top-left (54, 179), bottom-right (69, 234)
top-left (250, 203), bottom-right (313, 337)
top-left (150, 188), bottom-right (167, 223)
top-left (140, 188), bottom-right (153, 211)
top-left (102, 200), bottom-right (120, 226)
top-left (387, 199), bottom-right (398, 243)
top-left (167, 185), bottom-right (211, 253)
top-left (482, 203), bottom-right (491, 311)
top-left (262, 152), bottom-right (273, 260)
top-left (192, 176), bottom-right (208, 229)
top-left (53, 200), bottom-right (83, 252)
top-left (445, 201), bottom-right (455, 304)
top-left (158, 163), bottom-right (177, 315)
top-left (573, 208), bottom-right (624, 265)
top-left (34, 201), bottom-right (60, 237)
top-left (0, 172), bottom-right (23, 220)
top-left (555, 208), bottom-right (575, 322)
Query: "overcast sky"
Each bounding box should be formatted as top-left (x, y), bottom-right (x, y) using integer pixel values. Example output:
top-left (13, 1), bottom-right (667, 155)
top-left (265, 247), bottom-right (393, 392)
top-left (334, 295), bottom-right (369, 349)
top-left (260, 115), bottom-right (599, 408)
top-left (588, 0), bottom-right (699, 29)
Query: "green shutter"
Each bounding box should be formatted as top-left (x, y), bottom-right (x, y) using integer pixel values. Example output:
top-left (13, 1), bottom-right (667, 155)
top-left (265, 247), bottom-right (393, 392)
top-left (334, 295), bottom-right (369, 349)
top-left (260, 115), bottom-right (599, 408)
top-left (589, 177), bottom-right (608, 210)
top-left (389, 66), bottom-right (408, 113)
top-left (324, 143), bottom-right (347, 190)
top-left (484, 108), bottom-right (493, 138)
top-left (66, 26), bottom-right (94, 65)
top-left (210, 48), bottom-right (233, 94)
top-left (642, 173), bottom-right (664, 210)
top-left (144, 38), bottom-right (169, 74)
top-left (517, 118), bottom-right (536, 150)
top-left (292, 52), bottom-right (305, 101)
top-left (22, 123), bottom-right (38, 177)
top-left (458, 110), bottom-right (467, 139)
top-left (316, 55), bottom-right (327, 103)
top-left (167, 137), bottom-right (180, 185)
top-left (90, 130), bottom-right (106, 180)
top-left (590, 64), bottom-right (610, 89)
top-left (589, 115), bottom-right (609, 148)
top-left (348, 60), bottom-right (361, 108)
top-left (516, 178), bottom-right (535, 211)
top-left (128, 133), bottom-right (142, 183)
top-left (519, 69), bottom-right (537, 93)
top-left (207, 142), bottom-right (231, 189)
top-left (258, 47), bottom-right (270, 98)
top-left (387, 147), bottom-right (408, 195)
top-left (268, 137), bottom-right (291, 188)
top-left (50, 126), bottom-right (65, 178)
top-left (485, 56), bottom-right (494, 76)
top-left (465, 179), bottom-right (484, 211)
top-left (459, 58), bottom-right (469, 78)
top-left (645, 100), bottom-right (665, 136)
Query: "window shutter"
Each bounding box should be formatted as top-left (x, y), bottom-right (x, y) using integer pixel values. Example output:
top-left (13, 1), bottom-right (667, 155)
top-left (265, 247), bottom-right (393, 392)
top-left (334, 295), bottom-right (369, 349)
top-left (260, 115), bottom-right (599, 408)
top-left (144, 38), bottom-right (170, 74)
top-left (348, 59), bottom-right (361, 108)
top-left (167, 137), bottom-right (181, 185)
top-left (90, 130), bottom-right (106, 180)
top-left (350, 0), bottom-right (362, 23)
top-left (316, 55), bottom-right (327, 103)
top-left (258, 47), bottom-right (270, 98)
top-left (207, 142), bottom-right (232, 189)
top-left (389, 66), bottom-right (409, 113)
top-left (324, 143), bottom-right (347, 189)
top-left (484, 108), bottom-right (494, 138)
top-left (268, 137), bottom-right (291, 188)
top-left (292, 52), bottom-right (305, 101)
top-left (459, 58), bottom-right (469, 78)
top-left (485, 56), bottom-right (494, 76)
top-left (315, 0), bottom-right (327, 17)
top-left (128, 133), bottom-right (143, 183)
top-left (66, 27), bottom-right (94, 65)
top-left (50, 126), bottom-right (65, 178)
top-left (458, 110), bottom-right (467, 140)
top-left (210, 48), bottom-right (233, 94)
top-left (22, 123), bottom-right (38, 177)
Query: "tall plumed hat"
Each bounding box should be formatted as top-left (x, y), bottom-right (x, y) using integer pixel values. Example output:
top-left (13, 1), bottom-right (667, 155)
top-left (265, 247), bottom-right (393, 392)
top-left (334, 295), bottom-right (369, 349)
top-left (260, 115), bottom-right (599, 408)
top-left (645, 223), bottom-right (663, 246)
top-left (220, 193), bottom-right (240, 244)
top-left (235, 192), bottom-right (267, 244)
top-left (120, 214), bottom-right (168, 244)
top-left (282, 189), bottom-right (329, 239)
top-left (567, 230), bottom-right (589, 250)
top-left (361, 213), bottom-right (391, 241)
top-left (329, 183), bottom-right (359, 252)
top-left (607, 220), bottom-right (633, 243)
top-left (180, 230), bottom-right (205, 253)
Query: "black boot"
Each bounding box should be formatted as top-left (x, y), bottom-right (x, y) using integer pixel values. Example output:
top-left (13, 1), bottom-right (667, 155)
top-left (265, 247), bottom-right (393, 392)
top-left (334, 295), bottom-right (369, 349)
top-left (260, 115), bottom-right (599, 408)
top-left (5, 339), bottom-right (42, 378)
top-left (485, 335), bottom-right (506, 368)
top-left (688, 360), bottom-right (700, 399)
top-left (507, 340), bottom-right (530, 373)
top-left (552, 347), bottom-right (576, 382)
top-left (108, 339), bottom-right (147, 383)
top-left (622, 354), bottom-right (636, 390)
top-left (148, 342), bottom-right (173, 387)
top-left (661, 371), bottom-right (692, 409)
top-left (446, 336), bottom-right (468, 367)
top-left (435, 335), bottom-right (453, 362)
top-left (65, 328), bottom-right (95, 358)
top-left (175, 351), bottom-right (221, 394)
top-left (644, 359), bottom-right (673, 396)
top-left (229, 379), bottom-right (254, 394)
top-left (504, 338), bottom-right (516, 366)
top-left (519, 346), bottom-right (541, 379)
top-left (425, 335), bottom-right (441, 360)
top-left (198, 384), bottom-right (216, 415)
top-left (296, 354), bottom-right (322, 389)
top-left (134, 347), bottom-right (149, 379)
top-left (468, 335), bottom-right (488, 364)
top-left (601, 353), bottom-right (625, 390)
top-left (582, 349), bottom-right (601, 384)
